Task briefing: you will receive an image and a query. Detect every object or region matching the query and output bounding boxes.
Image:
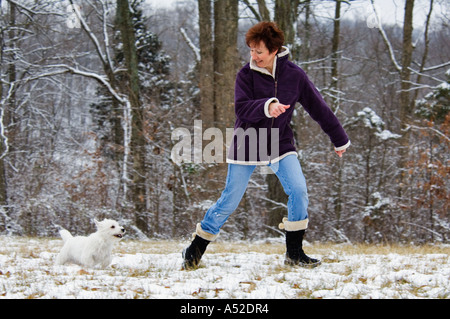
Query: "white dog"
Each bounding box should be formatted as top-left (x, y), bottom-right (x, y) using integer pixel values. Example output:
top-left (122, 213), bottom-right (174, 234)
top-left (56, 219), bottom-right (125, 268)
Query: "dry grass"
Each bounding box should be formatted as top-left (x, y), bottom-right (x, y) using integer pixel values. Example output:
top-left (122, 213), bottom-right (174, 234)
top-left (1, 236), bottom-right (448, 259)
top-left (1, 236), bottom-right (448, 299)
top-left (304, 242), bottom-right (450, 256)
top-left (117, 239), bottom-right (450, 256)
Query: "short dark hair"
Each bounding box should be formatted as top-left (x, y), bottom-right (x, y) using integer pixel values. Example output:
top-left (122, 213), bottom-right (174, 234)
top-left (245, 21), bottom-right (284, 54)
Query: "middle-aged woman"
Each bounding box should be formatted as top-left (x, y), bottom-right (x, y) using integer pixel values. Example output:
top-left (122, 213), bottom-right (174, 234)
top-left (182, 21), bottom-right (350, 269)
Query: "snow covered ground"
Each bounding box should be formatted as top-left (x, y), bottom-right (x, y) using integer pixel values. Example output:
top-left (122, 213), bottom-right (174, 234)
top-left (0, 236), bottom-right (448, 299)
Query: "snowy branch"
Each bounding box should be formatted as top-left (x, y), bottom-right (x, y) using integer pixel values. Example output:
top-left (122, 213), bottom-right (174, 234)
top-left (179, 27), bottom-right (200, 63)
top-left (99, 0), bottom-right (115, 73)
top-left (68, 0), bottom-right (108, 69)
top-left (406, 124), bottom-right (450, 143)
top-left (0, 84), bottom-right (15, 159)
top-left (400, 222), bottom-right (444, 242)
top-left (6, 0), bottom-right (65, 17)
top-left (33, 63), bottom-right (124, 104)
top-left (370, 1), bottom-right (401, 73)
top-left (261, 197), bottom-right (287, 210)
top-left (408, 67), bottom-right (447, 84)
top-left (370, 0), bottom-right (448, 78)
top-left (421, 61), bottom-right (450, 72)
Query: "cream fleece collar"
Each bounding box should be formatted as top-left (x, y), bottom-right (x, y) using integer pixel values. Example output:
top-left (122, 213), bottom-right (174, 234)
top-left (249, 46), bottom-right (289, 78)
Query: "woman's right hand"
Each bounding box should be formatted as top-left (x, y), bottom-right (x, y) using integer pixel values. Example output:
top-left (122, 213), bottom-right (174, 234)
top-left (269, 102), bottom-right (290, 118)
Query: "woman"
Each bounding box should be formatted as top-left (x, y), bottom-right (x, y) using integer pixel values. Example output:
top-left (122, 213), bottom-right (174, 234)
top-left (182, 22), bottom-right (350, 269)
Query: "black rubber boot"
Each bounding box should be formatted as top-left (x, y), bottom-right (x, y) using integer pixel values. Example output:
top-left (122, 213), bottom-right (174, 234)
top-left (182, 235), bottom-right (210, 270)
top-left (285, 230), bottom-right (321, 268)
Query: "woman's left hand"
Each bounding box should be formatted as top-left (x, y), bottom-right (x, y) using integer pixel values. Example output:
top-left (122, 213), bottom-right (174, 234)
top-left (335, 149), bottom-right (346, 158)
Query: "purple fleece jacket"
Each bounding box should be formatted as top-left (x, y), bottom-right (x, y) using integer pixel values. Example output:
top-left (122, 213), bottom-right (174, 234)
top-left (227, 47), bottom-right (350, 165)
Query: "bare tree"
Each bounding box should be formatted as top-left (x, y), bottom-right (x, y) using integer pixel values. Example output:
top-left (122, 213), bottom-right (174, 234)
top-left (214, 0), bottom-right (239, 131)
top-left (197, 0), bottom-right (214, 128)
top-left (116, 0), bottom-right (148, 232)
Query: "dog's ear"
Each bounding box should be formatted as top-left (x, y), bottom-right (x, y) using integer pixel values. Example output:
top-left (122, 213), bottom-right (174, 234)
top-left (94, 219), bottom-right (100, 228)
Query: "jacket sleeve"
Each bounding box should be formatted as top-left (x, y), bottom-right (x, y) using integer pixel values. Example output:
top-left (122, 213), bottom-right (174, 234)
top-left (298, 70), bottom-right (350, 149)
top-left (234, 68), bottom-right (277, 124)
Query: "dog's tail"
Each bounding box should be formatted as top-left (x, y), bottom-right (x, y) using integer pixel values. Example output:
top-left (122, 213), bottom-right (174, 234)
top-left (59, 229), bottom-right (73, 242)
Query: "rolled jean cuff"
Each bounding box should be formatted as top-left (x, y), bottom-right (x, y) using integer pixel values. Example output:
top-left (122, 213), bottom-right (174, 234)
top-left (195, 223), bottom-right (219, 241)
top-left (278, 217), bottom-right (309, 231)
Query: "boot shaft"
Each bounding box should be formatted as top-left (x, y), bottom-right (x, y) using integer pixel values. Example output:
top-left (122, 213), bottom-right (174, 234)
top-left (284, 229), bottom-right (321, 268)
top-left (285, 229), bottom-right (305, 260)
top-left (182, 235), bottom-right (210, 270)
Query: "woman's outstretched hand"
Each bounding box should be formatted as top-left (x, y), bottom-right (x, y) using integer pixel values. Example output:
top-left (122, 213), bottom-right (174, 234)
top-left (269, 102), bottom-right (290, 118)
top-left (335, 149), bottom-right (346, 158)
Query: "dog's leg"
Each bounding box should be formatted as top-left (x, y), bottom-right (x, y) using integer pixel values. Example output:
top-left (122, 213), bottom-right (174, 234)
top-left (100, 257), bottom-right (112, 269)
top-left (79, 251), bottom-right (96, 268)
top-left (56, 253), bottom-right (65, 265)
top-left (56, 245), bottom-right (69, 265)
top-left (85, 257), bottom-right (97, 268)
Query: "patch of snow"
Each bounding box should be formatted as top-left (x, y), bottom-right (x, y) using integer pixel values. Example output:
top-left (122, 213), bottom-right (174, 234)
top-left (0, 237), bottom-right (448, 299)
top-left (375, 130), bottom-right (401, 140)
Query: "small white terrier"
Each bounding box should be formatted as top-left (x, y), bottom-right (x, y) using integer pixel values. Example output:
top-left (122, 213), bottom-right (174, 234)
top-left (56, 219), bottom-right (125, 268)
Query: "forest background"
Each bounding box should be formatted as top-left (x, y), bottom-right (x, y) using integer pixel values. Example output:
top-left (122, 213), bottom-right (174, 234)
top-left (0, 0), bottom-right (448, 244)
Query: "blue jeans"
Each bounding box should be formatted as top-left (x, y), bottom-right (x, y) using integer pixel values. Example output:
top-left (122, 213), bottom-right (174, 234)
top-left (200, 154), bottom-right (309, 235)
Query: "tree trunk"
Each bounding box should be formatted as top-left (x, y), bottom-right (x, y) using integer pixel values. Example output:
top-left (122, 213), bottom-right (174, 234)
top-left (330, 0), bottom-right (344, 226)
top-left (274, 0), bottom-right (298, 45)
top-left (198, 0), bottom-right (214, 127)
top-left (116, 0), bottom-right (147, 232)
top-left (0, 1), bottom-right (16, 216)
top-left (302, 0), bottom-right (312, 72)
top-left (400, 0), bottom-right (414, 126)
top-left (397, 0), bottom-right (414, 198)
top-left (257, 0), bottom-right (270, 21)
top-left (213, 0), bottom-right (239, 132)
top-left (274, 0), bottom-right (299, 59)
top-left (330, 0), bottom-right (341, 112)
top-left (266, 0), bottom-right (300, 232)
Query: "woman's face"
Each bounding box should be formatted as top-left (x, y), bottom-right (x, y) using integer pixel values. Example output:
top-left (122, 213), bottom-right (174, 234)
top-left (249, 41), bottom-right (278, 70)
